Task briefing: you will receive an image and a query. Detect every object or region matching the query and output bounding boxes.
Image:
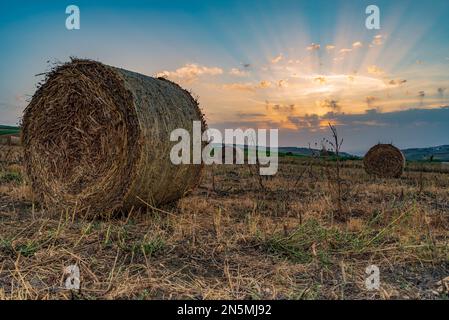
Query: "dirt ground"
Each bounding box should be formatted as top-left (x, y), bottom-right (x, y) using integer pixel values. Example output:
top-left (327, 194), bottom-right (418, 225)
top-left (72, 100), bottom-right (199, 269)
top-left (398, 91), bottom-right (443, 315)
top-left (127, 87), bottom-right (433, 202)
top-left (0, 149), bottom-right (448, 300)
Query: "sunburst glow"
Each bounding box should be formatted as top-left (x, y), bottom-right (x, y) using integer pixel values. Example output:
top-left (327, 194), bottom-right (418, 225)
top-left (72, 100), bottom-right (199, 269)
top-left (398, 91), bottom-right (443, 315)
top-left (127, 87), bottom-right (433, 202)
top-left (1, 0), bottom-right (448, 152)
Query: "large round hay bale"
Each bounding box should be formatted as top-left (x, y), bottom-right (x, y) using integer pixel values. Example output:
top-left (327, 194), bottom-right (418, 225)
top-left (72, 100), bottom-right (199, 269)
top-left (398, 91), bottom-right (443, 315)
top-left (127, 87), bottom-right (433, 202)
top-left (22, 59), bottom-right (206, 215)
top-left (363, 144), bottom-right (405, 178)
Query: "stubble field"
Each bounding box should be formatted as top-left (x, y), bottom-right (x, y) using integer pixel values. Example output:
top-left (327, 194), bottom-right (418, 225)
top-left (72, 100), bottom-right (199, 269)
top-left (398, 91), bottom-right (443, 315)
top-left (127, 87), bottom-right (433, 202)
top-left (0, 145), bottom-right (447, 299)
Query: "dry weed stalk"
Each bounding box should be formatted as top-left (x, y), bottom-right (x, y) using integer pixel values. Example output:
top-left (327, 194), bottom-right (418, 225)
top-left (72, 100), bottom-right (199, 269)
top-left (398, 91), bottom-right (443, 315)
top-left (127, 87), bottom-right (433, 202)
top-left (320, 123), bottom-right (346, 220)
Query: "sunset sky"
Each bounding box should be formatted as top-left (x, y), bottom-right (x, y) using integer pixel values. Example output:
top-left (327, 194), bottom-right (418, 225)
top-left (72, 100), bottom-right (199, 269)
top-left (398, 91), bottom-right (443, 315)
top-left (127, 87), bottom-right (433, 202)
top-left (1, 0), bottom-right (449, 153)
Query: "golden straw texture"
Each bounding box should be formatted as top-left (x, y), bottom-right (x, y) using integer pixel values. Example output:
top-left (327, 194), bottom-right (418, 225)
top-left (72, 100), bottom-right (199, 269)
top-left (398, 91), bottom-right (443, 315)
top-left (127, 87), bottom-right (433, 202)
top-left (363, 144), bottom-right (405, 178)
top-left (22, 59), bottom-right (206, 216)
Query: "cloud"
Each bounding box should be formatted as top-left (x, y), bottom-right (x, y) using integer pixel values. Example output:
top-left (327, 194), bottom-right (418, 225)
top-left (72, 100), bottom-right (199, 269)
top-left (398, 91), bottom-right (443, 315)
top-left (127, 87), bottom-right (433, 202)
top-left (271, 54), bottom-right (283, 64)
top-left (286, 74), bottom-right (386, 97)
top-left (388, 79), bottom-right (407, 86)
top-left (265, 101), bottom-right (296, 113)
top-left (287, 113), bottom-right (321, 129)
top-left (307, 43), bottom-right (320, 51)
top-left (339, 48), bottom-right (352, 54)
top-left (222, 79), bottom-right (275, 91)
top-left (372, 34), bottom-right (384, 45)
top-left (278, 79), bottom-right (288, 88)
top-left (259, 80), bottom-right (272, 89)
top-left (367, 65), bottom-right (385, 76)
top-left (313, 76), bottom-right (327, 85)
top-left (334, 107), bottom-right (449, 131)
top-left (352, 41), bottom-right (363, 48)
top-left (211, 107), bottom-right (449, 153)
top-left (285, 107), bottom-right (449, 145)
top-left (235, 112), bottom-right (266, 119)
top-left (156, 63), bottom-right (223, 81)
top-left (210, 119), bottom-right (282, 133)
top-left (365, 96), bottom-right (378, 108)
top-left (316, 99), bottom-right (341, 112)
top-left (222, 83), bottom-right (255, 92)
top-left (229, 68), bottom-right (249, 77)
top-left (326, 45), bottom-right (336, 51)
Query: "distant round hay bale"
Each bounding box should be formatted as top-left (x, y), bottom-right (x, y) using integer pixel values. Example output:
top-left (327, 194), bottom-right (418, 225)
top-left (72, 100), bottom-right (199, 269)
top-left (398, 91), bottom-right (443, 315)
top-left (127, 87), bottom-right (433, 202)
top-left (22, 59), bottom-right (206, 216)
top-left (363, 144), bottom-right (405, 178)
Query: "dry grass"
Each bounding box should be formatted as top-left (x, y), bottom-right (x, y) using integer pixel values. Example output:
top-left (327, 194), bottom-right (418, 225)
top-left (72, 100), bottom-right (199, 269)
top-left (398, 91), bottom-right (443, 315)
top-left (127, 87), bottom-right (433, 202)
top-left (0, 146), bottom-right (23, 164)
top-left (0, 150), bottom-right (447, 300)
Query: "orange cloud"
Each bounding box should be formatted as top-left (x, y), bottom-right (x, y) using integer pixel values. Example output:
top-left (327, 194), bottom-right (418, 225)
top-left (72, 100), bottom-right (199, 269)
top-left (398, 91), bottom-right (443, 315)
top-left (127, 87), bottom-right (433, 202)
top-left (314, 76), bottom-right (327, 85)
top-left (367, 65), bottom-right (385, 76)
top-left (339, 48), bottom-right (352, 54)
top-left (156, 63), bottom-right (223, 81)
top-left (271, 54), bottom-right (283, 64)
top-left (372, 34), bottom-right (383, 45)
top-left (259, 80), bottom-right (272, 89)
top-left (229, 68), bottom-right (249, 77)
top-left (307, 43), bottom-right (320, 51)
top-left (222, 83), bottom-right (255, 92)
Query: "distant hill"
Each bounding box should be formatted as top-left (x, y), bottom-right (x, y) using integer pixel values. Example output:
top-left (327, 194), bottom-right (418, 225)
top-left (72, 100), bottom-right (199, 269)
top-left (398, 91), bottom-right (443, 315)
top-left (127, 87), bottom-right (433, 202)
top-left (212, 144), bottom-right (358, 159)
top-left (0, 125), bottom-right (20, 136)
top-left (401, 145), bottom-right (449, 162)
top-left (277, 146), bottom-right (357, 159)
top-left (278, 145), bottom-right (449, 162)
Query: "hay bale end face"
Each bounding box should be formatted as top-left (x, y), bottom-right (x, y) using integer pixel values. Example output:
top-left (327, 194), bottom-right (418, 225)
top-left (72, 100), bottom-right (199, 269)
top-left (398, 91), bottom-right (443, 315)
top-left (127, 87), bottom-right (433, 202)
top-left (22, 59), bottom-right (206, 215)
top-left (363, 144), bottom-right (405, 178)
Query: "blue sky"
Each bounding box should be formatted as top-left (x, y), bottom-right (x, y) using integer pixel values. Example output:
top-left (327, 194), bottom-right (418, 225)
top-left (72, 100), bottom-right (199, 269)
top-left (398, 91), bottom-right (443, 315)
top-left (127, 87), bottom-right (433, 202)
top-left (1, 0), bottom-right (449, 152)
